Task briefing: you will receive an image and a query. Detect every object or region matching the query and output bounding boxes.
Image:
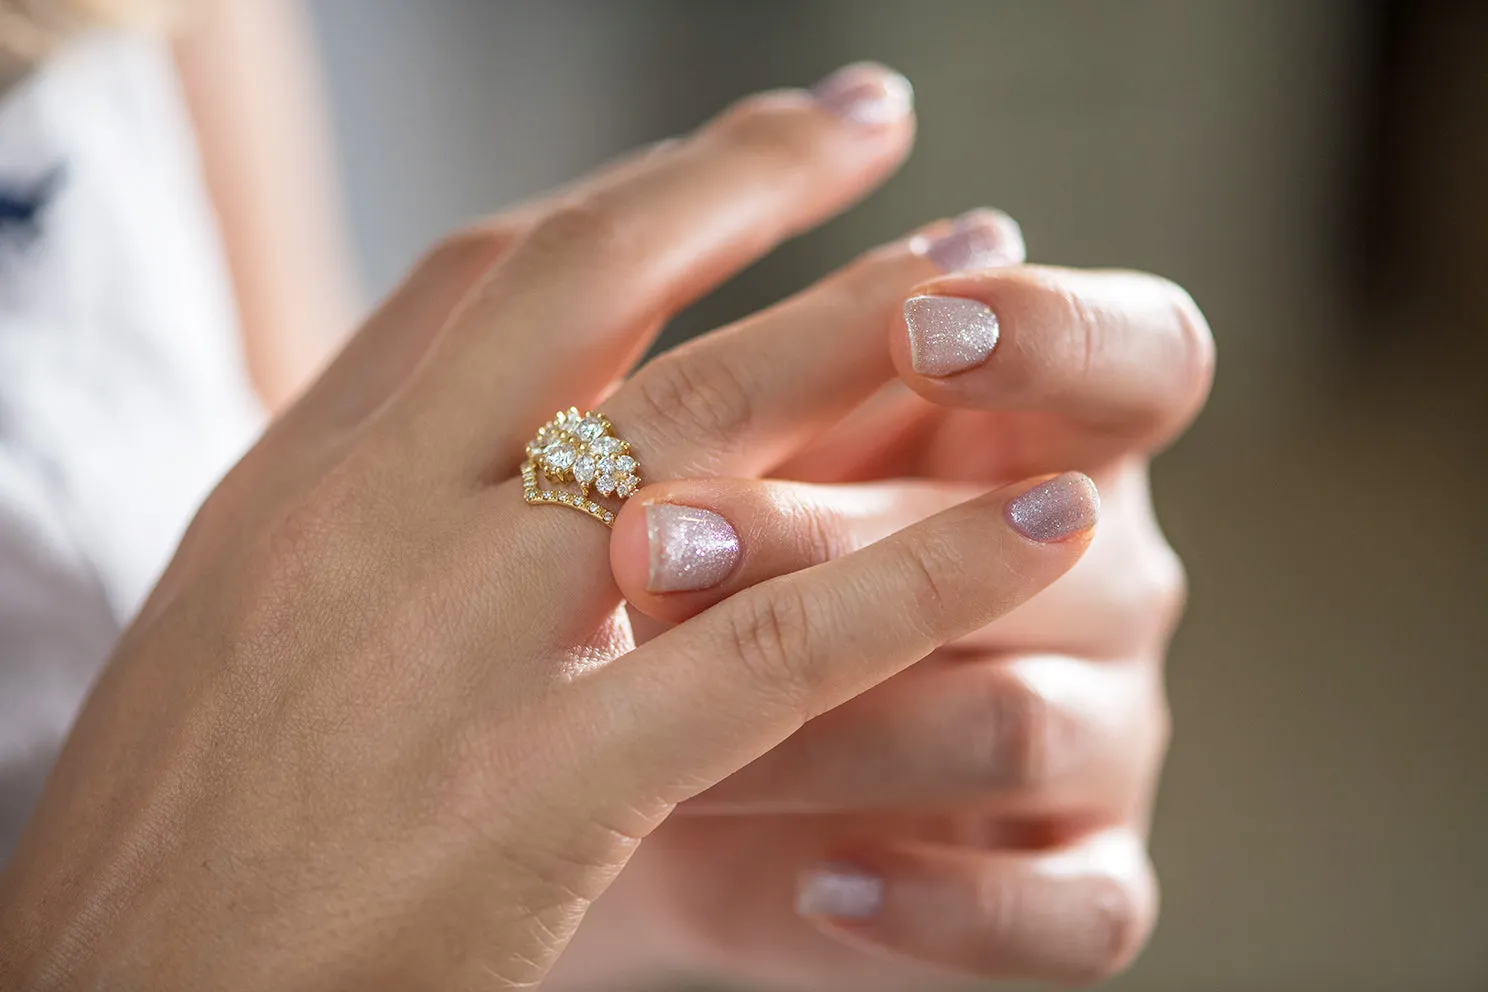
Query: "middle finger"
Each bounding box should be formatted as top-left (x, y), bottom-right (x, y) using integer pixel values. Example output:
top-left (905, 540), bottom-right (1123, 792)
top-left (685, 651), bottom-right (1165, 817)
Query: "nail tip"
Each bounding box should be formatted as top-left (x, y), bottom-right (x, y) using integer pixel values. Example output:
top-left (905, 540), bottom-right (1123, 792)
top-left (811, 61), bottom-right (914, 124)
top-left (917, 208), bottom-right (1026, 273)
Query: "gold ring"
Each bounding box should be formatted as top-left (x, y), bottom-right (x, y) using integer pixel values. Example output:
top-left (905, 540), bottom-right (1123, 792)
top-left (521, 407), bottom-right (641, 527)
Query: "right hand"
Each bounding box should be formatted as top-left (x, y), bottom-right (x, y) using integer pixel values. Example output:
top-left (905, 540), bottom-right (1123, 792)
top-left (0, 65), bottom-right (1095, 990)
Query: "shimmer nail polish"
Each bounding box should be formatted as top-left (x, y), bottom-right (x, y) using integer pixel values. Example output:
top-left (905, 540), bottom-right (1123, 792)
top-left (811, 62), bottom-right (914, 125)
top-left (646, 503), bottom-right (741, 593)
top-left (903, 295), bottom-right (1000, 377)
top-left (912, 208), bottom-right (1026, 273)
top-left (796, 864), bottom-right (884, 920)
top-left (1005, 473), bottom-right (1101, 543)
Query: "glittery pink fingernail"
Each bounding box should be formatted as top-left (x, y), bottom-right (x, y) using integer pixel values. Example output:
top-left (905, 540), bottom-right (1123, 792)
top-left (903, 294), bottom-right (1001, 377)
top-left (646, 504), bottom-right (741, 593)
top-left (796, 864), bottom-right (884, 919)
top-left (1005, 473), bottom-right (1101, 543)
top-left (811, 62), bottom-right (914, 126)
top-left (911, 208), bottom-right (1026, 273)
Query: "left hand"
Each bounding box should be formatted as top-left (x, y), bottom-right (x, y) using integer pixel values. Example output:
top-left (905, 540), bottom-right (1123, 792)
top-left (575, 218), bottom-right (1214, 989)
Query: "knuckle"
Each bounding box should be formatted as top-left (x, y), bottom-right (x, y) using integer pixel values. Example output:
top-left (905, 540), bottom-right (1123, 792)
top-left (889, 531), bottom-right (965, 630)
top-left (984, 672), bottom-right (1056, 786)
top-left (785, 495), bottom-right (855, 568)
top-left (418, 224), bottom-right (514, 281)
top-left (710, 93), bottom-right (823, 175)
top-left (1136, 542), bottom-right (1188, 642)
top-left (630, 350), bottom-right (755, 452)
top-left (717, 586), bottom-right (821, 719)
top-left (1149, 686), bottom-right (1174, 763)
top-left (522, 200), bottom-right (633, 270)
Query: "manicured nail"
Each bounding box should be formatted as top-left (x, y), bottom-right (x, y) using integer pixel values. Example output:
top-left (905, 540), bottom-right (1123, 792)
top-left (646, 504), bottom-right (741, 593)
top-left (903, 294), bottom-right (1000, 377)
top-left (811, 62), bottom-right (914, 125)
top-left (912, 208), bottom-right (1026, 273)
top-left (1005, 472), bottom-right (1101, 543)
top-left (796, 864), bottom-right (884, 919)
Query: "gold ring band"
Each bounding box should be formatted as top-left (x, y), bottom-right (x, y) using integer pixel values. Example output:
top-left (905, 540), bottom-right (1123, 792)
top-left (522, 407), bottom-right (641, 527)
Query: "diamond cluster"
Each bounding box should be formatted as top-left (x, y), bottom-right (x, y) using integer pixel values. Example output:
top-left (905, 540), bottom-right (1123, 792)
top-left (522, 407), bottom-right (641, 526)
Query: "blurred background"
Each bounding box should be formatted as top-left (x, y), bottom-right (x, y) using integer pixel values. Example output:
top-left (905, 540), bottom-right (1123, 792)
top-left (303, 2), bottom-right (1487, 989)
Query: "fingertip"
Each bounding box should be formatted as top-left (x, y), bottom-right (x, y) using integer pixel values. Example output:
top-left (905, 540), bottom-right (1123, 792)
top-left (809, 61), bottom-right (916, 128)
top-left (611, 490), bottom-right (744, 620)
top-left (794, 832), bottom-right (1158, 984)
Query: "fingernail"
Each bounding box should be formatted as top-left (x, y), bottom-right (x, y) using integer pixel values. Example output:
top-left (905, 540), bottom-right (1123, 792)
top-left (796, 864), bottom-right (884, 920)
top-left (903, 294), bottom-right (1000, 377)
top-left (1005, 472), bottom-right (1101, 543)
top-left (811, 62), bottom-right (914, 126)
top-left (911, 208), bottom-right (1026, 273)
top-left (646, 503), bottom-right (741, 593)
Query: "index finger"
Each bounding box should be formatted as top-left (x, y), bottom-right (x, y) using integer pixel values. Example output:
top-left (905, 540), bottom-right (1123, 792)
top-left (584, 472), bottom-right (1101, 806)
top-left (894, 266), bottom-right (1216, 452)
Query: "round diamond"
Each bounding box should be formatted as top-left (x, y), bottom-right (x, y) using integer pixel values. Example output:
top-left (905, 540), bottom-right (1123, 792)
top-left (595, 473), bottom-right (617, 496)
top-left (614, 474), bottom-right (638, 498)
top-left (573, 454), bottom-right (596, 484)
top-left (614, 455), bottom-right (636, 474)
top-left (597, 455), bottom-right (616, 476)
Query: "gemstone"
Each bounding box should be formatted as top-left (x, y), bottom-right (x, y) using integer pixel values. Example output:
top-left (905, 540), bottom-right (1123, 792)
top-left (590, 436), bottom-right (623, 456)
top-left (543, 442), bottom-right (576, 472)
top-left (614, 475), bottom-right (637, 498)
top-left (588, 502), bottom-right (600, 512)
top-left (614, 455), bottom-right (636, 474)
top-left (596, 473), bottom-right (617, 496)
top-left (597, 456), bottom-right (615, 476)
top-left (573, 454), bottom-right (596, 484)
top-left (575, 415), bottom-right (606, 442)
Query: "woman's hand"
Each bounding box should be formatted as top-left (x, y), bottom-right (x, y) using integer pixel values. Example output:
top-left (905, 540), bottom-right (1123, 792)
top-left (568, 229), bottom-right (1213, 986)
top-left (0, 65), bottom-right (1101, 990)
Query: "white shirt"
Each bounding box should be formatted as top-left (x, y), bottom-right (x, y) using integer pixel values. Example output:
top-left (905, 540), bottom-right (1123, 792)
top-left (0, 32), bottom-right (262, 859)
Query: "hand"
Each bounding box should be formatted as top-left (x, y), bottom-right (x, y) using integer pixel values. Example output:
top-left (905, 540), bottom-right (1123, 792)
top-left (573, 231), bottom-right (1213, 985)
top-left (0, 65), bottom-right (1099, 990)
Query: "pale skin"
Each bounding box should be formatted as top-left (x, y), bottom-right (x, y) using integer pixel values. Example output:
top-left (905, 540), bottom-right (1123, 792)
top-left (0, 9), bottom-right (1213, 990)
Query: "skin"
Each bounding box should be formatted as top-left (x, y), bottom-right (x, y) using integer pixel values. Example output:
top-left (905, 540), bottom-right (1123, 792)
top-left (592, 270), bottom-right (1210, 987)
top-left (0, 39), bottom-right (1214, 992)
